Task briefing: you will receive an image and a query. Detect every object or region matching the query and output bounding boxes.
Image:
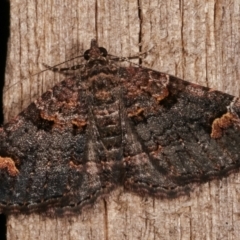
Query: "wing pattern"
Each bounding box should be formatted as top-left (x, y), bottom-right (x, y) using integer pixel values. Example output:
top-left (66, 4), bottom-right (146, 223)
top-left (0, 39), bottom-right (240, 213)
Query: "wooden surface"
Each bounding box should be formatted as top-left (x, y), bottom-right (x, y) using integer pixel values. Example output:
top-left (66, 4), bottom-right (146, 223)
top-left (4, 0), bottom-right (240, 239)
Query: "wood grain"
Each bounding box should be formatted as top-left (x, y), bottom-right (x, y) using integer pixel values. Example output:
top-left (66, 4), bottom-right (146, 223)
top-left (5, 0), bottom-right (240, 239)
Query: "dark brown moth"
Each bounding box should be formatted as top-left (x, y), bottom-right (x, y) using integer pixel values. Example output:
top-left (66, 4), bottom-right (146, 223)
top-left (0, 39), bottom-right (240, 214)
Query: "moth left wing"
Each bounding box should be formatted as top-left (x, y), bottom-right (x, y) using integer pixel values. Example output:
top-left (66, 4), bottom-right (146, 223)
top-left (0, 77), bottom-right (104, 213)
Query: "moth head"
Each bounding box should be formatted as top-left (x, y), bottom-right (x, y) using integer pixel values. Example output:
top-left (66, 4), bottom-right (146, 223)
top-left (84, 39), bottom-right (108, 61)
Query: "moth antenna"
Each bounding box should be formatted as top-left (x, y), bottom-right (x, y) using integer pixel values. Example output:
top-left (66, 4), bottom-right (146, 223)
top-left (108, 50), bottom-right (148, 66)
top-left (3, 54), bottom-right (84, 93)
top-left (32, 54), bottom-right (85, 76)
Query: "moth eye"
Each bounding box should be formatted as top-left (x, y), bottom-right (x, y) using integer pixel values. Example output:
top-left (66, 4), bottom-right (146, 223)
top-left (99, 47), bottom-right (108, 57)
top-left (84, 49), bottom-right (90, 60)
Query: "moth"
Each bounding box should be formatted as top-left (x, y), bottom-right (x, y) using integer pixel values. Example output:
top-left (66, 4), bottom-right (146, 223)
top-left (0, 39), bottom-right (240, 214)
